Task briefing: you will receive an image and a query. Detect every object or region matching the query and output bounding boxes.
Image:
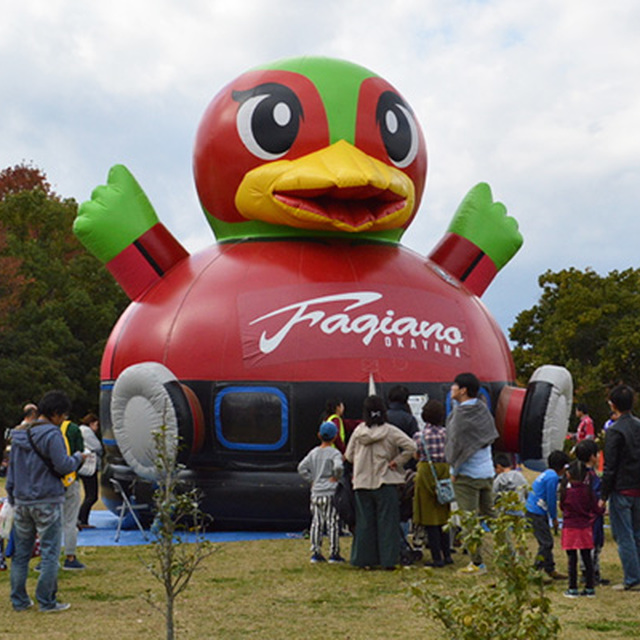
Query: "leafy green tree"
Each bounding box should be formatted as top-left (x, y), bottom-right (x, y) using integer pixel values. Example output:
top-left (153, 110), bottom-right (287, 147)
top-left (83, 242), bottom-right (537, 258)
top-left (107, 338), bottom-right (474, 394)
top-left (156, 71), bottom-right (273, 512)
top-left (509, 267), bottom-right (640, 428)
top-left (0, 163), bottom-right (129, 429)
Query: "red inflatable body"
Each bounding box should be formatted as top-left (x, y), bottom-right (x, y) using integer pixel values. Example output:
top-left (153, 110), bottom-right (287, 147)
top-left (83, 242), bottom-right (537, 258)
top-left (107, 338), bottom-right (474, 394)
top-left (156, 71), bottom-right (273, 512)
top-left (99, 239), bottom-right (516, 527)
top-left (103, 241), bottom-right (513, 385)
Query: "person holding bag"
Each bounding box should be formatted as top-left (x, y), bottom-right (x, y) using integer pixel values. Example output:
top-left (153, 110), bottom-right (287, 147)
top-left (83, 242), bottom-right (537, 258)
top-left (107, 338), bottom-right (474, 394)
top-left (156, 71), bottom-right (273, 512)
top-left (413, 400), bottom-right (454, 568)
top-left (78, 413), bottom-right (103, 530)
top-left (0, 498), bottom-right (13, 571)
top-left (6, 390), bottom-right (85, 612)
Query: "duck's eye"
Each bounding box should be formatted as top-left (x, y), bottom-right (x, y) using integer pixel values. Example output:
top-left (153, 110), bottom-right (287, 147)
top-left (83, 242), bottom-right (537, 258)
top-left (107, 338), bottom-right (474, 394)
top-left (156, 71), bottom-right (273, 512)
top-left (376, 91), bottom-right (419, 168)
top-left (233, 83), bottom-right (304, 160)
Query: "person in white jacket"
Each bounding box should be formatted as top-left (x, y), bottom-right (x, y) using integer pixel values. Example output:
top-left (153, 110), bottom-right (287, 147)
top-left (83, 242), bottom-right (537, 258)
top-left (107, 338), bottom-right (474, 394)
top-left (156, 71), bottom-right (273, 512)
top-left (78, 413), bottom-right (103, 529)
top-left (345, 395), bottom-right (416, 569)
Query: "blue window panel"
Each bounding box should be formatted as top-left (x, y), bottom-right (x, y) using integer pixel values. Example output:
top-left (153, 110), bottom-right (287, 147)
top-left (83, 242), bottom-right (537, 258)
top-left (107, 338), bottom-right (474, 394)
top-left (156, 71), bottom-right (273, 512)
top-left (445, 386), bottom-right (492, 416)
top-left (214, 386), bottom-right (289, 451)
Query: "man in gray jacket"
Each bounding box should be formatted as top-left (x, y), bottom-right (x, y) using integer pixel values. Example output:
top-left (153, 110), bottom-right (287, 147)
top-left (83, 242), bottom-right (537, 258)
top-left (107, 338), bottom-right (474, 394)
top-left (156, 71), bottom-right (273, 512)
top-left (6, 390), bottom-right (85, 613)
top-left (445, 372), bottom-right (499, 575)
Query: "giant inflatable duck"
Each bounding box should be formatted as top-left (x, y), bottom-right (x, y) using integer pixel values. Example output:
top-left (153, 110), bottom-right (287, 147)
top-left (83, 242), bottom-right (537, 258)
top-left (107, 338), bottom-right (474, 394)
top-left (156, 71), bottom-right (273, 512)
top-left (75, 57), bottom-right (572, 528)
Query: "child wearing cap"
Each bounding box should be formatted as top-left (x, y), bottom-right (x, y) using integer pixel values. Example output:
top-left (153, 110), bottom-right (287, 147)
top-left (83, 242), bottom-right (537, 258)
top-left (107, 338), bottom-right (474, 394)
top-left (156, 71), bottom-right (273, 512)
top-left (297, 421), bottom-right (345, 563)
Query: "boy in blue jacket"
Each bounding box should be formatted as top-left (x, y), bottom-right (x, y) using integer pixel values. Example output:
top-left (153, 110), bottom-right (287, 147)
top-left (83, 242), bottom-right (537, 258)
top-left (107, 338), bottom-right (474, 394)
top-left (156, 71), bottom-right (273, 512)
top-left (525, 450), bottom-right (570, 579)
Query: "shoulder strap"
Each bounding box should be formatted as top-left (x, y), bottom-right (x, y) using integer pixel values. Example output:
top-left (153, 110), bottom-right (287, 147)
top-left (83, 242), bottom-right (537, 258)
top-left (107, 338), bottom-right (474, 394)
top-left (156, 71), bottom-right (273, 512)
top-left (60, 420), bottom-right (72, 454)
top-left (419, 430), bottom-right (430, 460)
top-left (58, 420), bottom-right (77, 486)
top-left (420, 428), bottom-right (441, 482)
top-left (26, 426), bottom-right (64, 479)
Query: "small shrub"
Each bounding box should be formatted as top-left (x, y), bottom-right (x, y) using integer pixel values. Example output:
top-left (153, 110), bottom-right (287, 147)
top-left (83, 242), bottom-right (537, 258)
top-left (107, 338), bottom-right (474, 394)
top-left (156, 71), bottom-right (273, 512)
top-left (142, 423), bottom-right (215, 640)
top-left (412, 492), bottom-right (560, 640)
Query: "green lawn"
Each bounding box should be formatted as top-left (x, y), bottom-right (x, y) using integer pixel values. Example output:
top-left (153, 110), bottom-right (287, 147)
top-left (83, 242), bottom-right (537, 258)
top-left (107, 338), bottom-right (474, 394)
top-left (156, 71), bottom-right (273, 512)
top-left (1, 479), bottom-right (639, 639)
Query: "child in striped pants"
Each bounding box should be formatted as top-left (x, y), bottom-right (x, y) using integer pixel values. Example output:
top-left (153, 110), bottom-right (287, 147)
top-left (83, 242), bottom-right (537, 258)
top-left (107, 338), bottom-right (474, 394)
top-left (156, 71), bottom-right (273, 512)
top-left (298, 422), bottom-right (344, 563)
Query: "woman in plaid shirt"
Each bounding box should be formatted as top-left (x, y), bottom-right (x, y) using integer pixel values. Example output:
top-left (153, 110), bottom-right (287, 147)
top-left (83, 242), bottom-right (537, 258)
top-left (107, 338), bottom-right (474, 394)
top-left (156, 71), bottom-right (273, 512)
top-left (412, 399), bottom-right (453, 567)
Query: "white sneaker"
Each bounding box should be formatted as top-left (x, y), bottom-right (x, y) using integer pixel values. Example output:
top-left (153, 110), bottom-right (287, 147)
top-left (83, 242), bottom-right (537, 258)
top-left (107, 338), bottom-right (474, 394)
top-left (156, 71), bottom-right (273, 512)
top-left (612, 581), bottom-right (640, 591)
top-left (458, 562), bottom-right (487, 575)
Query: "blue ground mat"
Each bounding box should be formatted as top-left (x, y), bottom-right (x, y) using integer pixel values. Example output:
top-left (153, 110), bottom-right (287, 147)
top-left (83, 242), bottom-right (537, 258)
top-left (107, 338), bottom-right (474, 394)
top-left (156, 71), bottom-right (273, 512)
top-left (78, 511), bottom-right (303, 547)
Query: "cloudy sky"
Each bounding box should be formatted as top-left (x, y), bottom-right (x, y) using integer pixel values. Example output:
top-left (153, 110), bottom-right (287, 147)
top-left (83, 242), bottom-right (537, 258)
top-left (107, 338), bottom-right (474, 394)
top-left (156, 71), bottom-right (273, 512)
top-left (2, 0), bottom-right (639, 336)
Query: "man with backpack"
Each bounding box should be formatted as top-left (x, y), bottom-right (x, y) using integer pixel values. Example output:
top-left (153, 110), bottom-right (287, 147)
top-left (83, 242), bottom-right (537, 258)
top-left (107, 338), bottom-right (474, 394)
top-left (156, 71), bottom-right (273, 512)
top-left (6, 390), bottom-right (85, 612)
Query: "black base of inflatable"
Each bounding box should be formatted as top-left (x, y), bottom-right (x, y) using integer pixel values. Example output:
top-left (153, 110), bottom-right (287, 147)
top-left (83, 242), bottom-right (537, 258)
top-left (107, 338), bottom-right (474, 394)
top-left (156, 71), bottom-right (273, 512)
top-left (101, 463), bottom-right (312, 531)
top-left (99, 378), bottom-right (513, 530)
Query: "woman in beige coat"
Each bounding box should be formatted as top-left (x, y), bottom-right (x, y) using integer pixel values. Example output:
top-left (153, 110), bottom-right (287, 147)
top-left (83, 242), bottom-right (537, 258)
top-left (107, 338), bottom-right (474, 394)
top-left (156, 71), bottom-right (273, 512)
top-left (345, 395), bottom-right (417, 569)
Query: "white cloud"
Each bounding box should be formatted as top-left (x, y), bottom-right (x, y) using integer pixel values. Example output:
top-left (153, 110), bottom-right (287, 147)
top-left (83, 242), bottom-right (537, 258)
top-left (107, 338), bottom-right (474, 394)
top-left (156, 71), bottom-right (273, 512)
top-left (2, 0), bottom-right (640, 336)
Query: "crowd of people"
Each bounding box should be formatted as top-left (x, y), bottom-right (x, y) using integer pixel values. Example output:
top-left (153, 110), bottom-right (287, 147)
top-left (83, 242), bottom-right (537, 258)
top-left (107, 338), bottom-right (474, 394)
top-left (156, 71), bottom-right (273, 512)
top-left (4, 375), bottom-right (640, 612)
top-left (1, 391), bottom-right (102, 612)
top-left (297, 374), bottom-right (640, 600)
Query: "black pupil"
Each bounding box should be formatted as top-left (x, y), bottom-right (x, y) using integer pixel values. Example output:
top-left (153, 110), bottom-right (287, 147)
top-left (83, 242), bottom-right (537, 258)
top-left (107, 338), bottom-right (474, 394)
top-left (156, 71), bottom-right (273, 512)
top-left (376, 91), bottom-right (412, 163)
top-left (234, 83), bottom-right (303, 155)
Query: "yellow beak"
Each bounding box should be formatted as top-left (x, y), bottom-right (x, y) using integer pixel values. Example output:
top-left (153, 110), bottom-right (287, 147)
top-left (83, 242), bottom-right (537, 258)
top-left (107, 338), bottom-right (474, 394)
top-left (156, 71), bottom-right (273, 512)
top-left (234, 140), bottom-right (415, 233)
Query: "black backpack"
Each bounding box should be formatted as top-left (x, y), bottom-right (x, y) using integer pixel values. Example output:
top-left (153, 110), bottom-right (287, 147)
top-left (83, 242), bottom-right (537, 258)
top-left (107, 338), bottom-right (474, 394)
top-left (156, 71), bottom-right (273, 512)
top-left (333, 464), bottom-right (355, 528)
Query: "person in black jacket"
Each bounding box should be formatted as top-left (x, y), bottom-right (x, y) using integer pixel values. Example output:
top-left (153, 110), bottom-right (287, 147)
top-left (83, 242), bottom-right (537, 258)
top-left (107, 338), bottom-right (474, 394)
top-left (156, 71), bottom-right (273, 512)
top-left (601, 384), bottom-right (640, 591)
top-left (385, 386), bottom-right (420, 556)
top-left (386, 386), bottom-right (418, 438)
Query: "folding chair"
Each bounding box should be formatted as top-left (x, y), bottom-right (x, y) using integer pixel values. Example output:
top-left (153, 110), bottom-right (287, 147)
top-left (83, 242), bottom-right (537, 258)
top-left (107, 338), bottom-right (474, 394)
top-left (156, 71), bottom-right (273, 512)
top-left (110, 478), bottom-right (150, 542)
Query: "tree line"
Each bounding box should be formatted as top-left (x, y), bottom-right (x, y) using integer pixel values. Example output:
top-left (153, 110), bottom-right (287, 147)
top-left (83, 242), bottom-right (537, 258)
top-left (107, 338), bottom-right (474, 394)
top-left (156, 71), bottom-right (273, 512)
top-left (0, 164), bottom-right (128, 435)
top-left (510, 267), bottom-right (640, 430)
top-left (1, 163), bottom-right (636, 438)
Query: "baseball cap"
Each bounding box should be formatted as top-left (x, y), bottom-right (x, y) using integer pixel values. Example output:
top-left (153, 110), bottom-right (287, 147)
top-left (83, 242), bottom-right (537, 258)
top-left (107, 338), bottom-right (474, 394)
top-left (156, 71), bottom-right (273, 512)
top-left (319, 421), bottom-right (338, 441)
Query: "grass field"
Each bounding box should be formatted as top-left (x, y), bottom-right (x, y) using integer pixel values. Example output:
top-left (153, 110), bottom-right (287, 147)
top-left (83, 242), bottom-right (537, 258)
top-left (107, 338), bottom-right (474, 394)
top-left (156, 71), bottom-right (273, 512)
top-left (2, 481), bottom-right (640, 639)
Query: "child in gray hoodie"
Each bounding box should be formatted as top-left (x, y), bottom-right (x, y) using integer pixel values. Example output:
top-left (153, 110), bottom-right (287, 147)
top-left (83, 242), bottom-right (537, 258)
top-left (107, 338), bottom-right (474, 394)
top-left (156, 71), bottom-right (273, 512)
top-left (298, 421), bottom-right (344, 563)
